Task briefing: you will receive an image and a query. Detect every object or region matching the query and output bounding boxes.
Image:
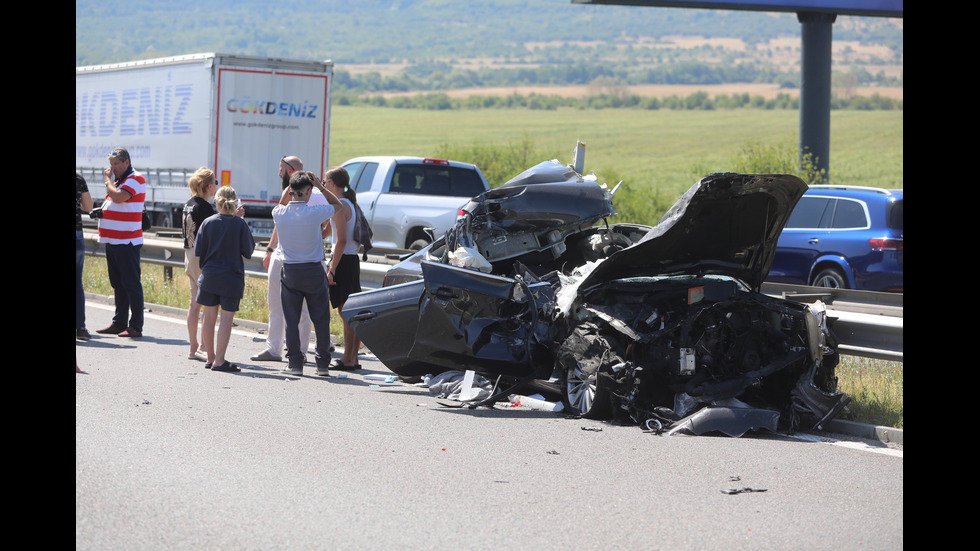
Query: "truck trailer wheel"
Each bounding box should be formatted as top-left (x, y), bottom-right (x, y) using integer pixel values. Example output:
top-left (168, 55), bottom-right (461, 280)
top-left (153, 211), bottom-right (172, 228)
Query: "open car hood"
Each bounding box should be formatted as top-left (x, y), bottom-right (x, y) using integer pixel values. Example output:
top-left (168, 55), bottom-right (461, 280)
top-left (580, 173), bottom-right (807, 291)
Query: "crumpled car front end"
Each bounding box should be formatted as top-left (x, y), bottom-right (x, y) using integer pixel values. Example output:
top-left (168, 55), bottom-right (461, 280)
top-left (553, 173), bottom-right (849, 434)
top-left (556, 275), bottom-right (847, 433)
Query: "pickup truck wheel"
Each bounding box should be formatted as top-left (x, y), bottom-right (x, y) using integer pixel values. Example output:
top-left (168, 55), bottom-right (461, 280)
top-left (408, 238), bottom-right (430, 251)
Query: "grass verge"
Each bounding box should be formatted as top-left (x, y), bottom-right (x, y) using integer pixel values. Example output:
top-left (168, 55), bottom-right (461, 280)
top-left (835, 356), bottom-right (904, 429)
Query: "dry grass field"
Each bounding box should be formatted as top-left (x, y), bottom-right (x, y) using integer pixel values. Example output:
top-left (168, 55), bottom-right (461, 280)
top-left (346, 34), bottom-right (902, 102)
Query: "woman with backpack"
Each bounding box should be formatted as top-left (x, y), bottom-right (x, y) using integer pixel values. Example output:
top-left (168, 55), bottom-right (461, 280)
top-left (323, 166), bottom-right (364, 371)
top-left (181, 167), bottom-right (218, 361)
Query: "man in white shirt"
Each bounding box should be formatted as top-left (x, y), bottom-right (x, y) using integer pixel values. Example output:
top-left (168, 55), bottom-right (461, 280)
top-left (251, 155), bottom-right (325, 362)
top-left (273, 171), bottom-right (341, 376)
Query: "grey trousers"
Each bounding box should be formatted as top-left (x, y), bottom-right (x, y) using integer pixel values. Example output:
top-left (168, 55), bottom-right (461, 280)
top-left (280, 262), bottom-right (332, 370)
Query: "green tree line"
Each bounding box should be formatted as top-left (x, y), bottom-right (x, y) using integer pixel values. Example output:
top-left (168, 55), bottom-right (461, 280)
top-left (335, 90), bottom-right (902, 112)
top-left (333, 62), bottom-right (901, 95)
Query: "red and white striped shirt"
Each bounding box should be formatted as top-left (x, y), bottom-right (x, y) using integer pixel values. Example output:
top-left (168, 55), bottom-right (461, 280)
top-left (98, 169), bottom-right (146, 245)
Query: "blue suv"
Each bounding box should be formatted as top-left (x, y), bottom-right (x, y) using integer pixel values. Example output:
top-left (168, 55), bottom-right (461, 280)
top-left (768, 186), bottom-right (903, 292)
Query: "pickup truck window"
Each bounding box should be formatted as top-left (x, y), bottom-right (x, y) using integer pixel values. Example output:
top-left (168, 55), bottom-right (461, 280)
top-left (451, 167), bottom-right (488, 198)
top-left (391, 165), bottom-right (486, 197)
top-left (346, 162), bottom-right (380, 193)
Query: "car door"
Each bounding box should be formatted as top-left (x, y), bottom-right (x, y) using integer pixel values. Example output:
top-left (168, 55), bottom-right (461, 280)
top-left (341, 280), bottom-right (433, 377)
top-left (408, 261), bottom-right (556, 378)
top-left (771, 196), bottom-right (835, 284)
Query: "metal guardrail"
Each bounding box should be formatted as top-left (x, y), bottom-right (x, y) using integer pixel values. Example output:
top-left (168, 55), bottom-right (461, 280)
top-left (761, 282), bottom-right (902, 362)
top-left (83, 228), bottom-right (903, 362)
top-left (82, 226), bottom-right (393, 285)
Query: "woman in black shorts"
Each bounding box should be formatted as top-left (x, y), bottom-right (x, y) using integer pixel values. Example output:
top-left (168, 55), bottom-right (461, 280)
top-left (323, 166), bottom-right (363, 370)
top-left (194, 185), bottom-right (254, 372)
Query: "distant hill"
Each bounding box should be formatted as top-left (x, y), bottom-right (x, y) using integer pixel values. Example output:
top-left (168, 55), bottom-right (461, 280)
top-left (75, 0), bottom-right (903, 67)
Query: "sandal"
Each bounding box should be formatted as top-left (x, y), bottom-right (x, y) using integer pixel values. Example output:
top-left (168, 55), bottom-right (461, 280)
top-left (211, 361), bottom-right (241, 373)
top-left (329, 358), bottom-right (361, 371)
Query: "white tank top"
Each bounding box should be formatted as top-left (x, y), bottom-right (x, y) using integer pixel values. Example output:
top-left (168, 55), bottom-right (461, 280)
top-left (331, 198), bottom-right (360, 256)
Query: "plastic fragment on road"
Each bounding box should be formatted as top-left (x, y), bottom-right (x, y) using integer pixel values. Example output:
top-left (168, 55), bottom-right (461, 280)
top-left (363, 374), bottom-right (396, 383)
top-left (458, 370), bottom-right (477, 401)
top-left (721, 487), bottom-right (768, 495)
top-left (509, 394), bottom-right (564, 412)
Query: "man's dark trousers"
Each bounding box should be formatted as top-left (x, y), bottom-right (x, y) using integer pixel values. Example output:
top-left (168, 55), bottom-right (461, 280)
top-left (105, 243), bottom-right (144, 331)
top-left (280, 262), bottom-right (332, 371)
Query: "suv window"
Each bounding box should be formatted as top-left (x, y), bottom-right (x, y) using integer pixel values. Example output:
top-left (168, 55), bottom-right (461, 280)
top-left (888, 200), bottom-right (903, 230)
top-left (391, 165), bottom-right (484, 197)
top-left (831, 198), bottom-right (869, 229)
top-left (785, 197), bottom-right (834, 229)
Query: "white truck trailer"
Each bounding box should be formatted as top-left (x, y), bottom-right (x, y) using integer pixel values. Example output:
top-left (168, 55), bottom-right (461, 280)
top-left (75, 52), bottom-right (333, 237)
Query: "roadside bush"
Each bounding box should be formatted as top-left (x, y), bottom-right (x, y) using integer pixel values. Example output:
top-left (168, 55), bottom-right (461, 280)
top-left (433, 135), bottom-right (560, 188)
top-left (729, 138), bottom-right (827, 186)
top-left (598, 167), bottom-right (677, 227)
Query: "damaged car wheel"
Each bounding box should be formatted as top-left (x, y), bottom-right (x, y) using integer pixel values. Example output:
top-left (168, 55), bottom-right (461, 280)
top-left (561, 360), bottom-right (612, 419)
top-left (557, 324), bottom-right (620, 419)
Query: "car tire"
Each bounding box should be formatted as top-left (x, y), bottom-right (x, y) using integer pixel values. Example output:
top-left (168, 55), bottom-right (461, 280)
top-left (811, 267), bottom-right (848, 289)
top-left (560, 360), bottom-right (613, 420)
top-left (408, 238), bottom-right (430, 251)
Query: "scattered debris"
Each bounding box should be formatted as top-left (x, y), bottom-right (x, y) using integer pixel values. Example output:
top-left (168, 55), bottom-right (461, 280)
top-left (509, 394), bottom-right (564, 412)
top-left (721, 487), bottom-right (768, 495)
top-left (427, 370), bottom-right (493, 402)
top-left (363, 374), bottom-right (396, 383)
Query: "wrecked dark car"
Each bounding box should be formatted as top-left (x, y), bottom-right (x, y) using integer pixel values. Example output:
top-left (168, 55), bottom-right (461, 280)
top-left (342, 161), bottom-right (849, 435)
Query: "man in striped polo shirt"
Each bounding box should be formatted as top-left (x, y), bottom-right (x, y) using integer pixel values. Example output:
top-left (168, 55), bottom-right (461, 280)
top-left (96, 147), bottom-right (146, 338)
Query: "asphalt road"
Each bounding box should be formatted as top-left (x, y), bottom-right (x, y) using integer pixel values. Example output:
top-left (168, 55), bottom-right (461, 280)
top-left (76, 299), bottom-right (903, 550)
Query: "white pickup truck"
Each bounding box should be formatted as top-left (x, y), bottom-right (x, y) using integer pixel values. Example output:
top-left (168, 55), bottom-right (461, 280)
top-left (340, 156), bottom-right (490, 250)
